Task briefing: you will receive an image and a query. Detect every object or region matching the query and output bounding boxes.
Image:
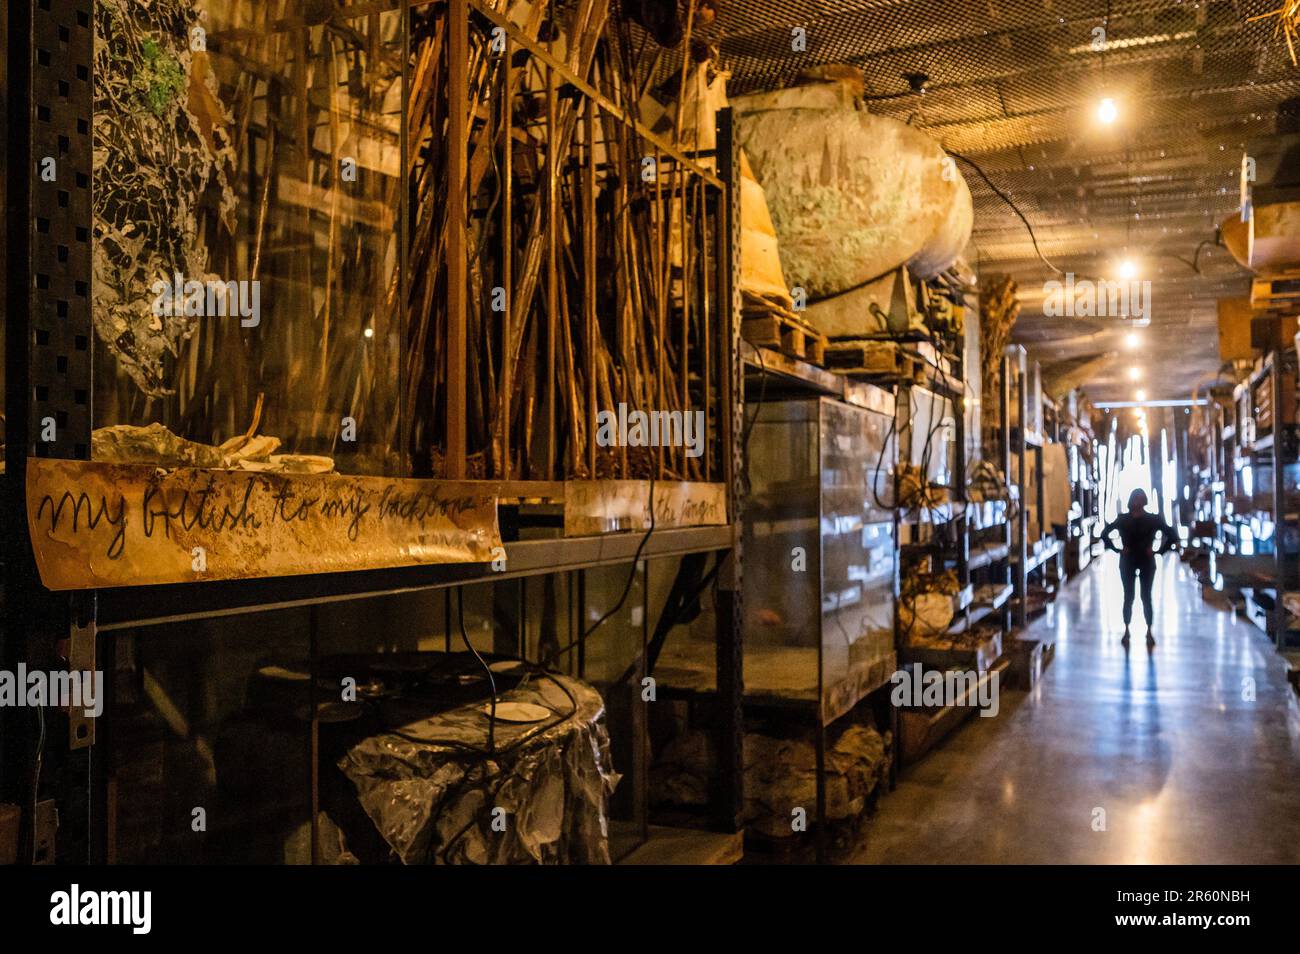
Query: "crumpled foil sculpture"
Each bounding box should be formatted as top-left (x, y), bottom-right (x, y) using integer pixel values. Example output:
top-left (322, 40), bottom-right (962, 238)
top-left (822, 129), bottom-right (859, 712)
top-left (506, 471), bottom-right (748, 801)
top-left (339, 674), bottom-right (619, 864)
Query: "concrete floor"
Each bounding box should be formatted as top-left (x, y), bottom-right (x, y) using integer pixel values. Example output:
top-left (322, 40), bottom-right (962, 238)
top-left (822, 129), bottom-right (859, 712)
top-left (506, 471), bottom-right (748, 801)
top-left (853, 552), bottom-right (1300, 864)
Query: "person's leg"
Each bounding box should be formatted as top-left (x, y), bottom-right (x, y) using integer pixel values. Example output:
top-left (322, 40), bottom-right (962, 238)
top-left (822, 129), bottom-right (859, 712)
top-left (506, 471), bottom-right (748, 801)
top-left (1120, 556), bottom-right (1136, 640)
top-left (1140, 559), bottom-right (1156, 644)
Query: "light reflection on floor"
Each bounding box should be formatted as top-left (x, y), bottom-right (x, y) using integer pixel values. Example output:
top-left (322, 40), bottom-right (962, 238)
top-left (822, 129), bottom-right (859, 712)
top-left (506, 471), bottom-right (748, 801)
top-left (851, 552), bottom-right (1300, 864)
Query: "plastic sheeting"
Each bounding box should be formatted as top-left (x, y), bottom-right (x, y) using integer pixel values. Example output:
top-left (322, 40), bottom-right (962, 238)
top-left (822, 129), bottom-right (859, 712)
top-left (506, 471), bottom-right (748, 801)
top-left (339, 673), bottom-right (619, 865)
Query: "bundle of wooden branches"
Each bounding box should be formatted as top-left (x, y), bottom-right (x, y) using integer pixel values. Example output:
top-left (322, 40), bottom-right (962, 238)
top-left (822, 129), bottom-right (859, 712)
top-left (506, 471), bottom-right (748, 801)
top-left (978, 275), bottom-right (1019, 440)
top-left (406, 0), bottom-right (720, 482)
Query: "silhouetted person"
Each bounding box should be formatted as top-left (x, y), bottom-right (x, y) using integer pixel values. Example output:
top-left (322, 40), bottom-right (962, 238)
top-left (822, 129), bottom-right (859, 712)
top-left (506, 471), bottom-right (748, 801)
top-left (1101, 489), bottom-right (1178, 649)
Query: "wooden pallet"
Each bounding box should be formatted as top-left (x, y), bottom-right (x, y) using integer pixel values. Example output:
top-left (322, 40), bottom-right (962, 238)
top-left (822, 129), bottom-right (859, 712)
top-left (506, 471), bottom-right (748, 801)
top-left (741, 295), bottom-right (828, 365)
top-left (1250, 269), bottom-right (1300, 314)
top-left (823, 338), bottom-right (920, 379)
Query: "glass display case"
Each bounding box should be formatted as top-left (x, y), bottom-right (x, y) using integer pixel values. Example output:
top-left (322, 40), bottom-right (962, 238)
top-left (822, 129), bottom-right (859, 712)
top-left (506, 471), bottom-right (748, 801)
top-left (741, 396), bottom-right (897, 724)
top-left (903, 384), bottom-right (957, 489)
top-left (91, 0), bottom-right (404, 475)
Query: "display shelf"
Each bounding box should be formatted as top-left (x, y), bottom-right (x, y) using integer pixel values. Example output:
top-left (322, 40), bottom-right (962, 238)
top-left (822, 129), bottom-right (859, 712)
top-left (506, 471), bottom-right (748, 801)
top-left (897, 658), bottom-right (1009, 764)
top-left (947, 604), bottom-right (995, 633)
top-left (851, 366), bottom-right (965, 402)
top-left (742, 341), bottom-right (899, 421)
top-left (1011, 540), bottom-right (1061, 574)
top-left (974, 582), bottom-right (1014, 610)
top-left (615, 824), bottom-right (745, 865)
top-left (654, 639), bottom-right (898, 723)
top-left (901, 630), bottom-right (1002, 673)
top-left (968, 543), bottom-right (1011, 571)
top-left (742, 340), bottom-right (843, 398)
top-left (97, 524), bottom-right (738, 632)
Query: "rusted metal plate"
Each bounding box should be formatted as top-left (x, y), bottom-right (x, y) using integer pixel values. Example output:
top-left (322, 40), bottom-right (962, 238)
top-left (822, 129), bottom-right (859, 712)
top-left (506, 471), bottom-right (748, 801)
top-left (563, 480), bottom-right (727, 537)
top-left (26, 459), bottom-right (501, 590)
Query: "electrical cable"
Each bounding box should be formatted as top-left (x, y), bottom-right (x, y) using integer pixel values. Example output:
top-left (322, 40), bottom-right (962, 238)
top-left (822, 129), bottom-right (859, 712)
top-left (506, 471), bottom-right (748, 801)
top-left (616, 553), bottom-right (723, 685)
top-left (806, 263), bottom-right (901, 307)
top-left (947, 150), bottom-right (1065, 277)
top-left (30, 704), bottom-right (45, 863)
top-left (869, 410), bottom-right (899, 510)
top-left (915, 374), bottom-right (946, 510)
top-left (428, 664), bottom-right (580, 863)
top-left (542, 473), bottom-right (658, 667)
top-left (457, 587), bottom-right (498, 754)
top-left (1167, 237), bottom-right (1220, 276)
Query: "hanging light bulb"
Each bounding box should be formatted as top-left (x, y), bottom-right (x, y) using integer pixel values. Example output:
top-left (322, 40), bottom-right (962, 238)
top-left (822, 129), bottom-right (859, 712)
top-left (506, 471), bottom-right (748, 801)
top-left (1128, 366), bottom-right (1142, 381)
top-left (1136, 389), bottom-right (1147, 402)
top-left (1125, 331), bottom-right (1140, 349)
top-left (1118, 259), bottom-right (1138, 280)
top-left (1098, 97), bottom-right (1119, 124)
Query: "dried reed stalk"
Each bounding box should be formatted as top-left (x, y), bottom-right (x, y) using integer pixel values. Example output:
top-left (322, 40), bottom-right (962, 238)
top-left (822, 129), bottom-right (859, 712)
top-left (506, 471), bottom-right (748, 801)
top-left (1250, 3), bottom-right (1300, 65)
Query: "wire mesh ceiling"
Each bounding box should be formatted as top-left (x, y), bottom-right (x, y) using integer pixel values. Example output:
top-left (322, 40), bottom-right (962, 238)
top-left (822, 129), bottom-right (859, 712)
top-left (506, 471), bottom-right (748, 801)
top-left (673, 0), bottom-right (1300, 399)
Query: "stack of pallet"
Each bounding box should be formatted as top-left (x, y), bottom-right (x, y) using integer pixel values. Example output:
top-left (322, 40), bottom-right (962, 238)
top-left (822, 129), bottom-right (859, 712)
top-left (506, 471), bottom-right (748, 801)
top-left (741, 291), bottom-right (828, 364)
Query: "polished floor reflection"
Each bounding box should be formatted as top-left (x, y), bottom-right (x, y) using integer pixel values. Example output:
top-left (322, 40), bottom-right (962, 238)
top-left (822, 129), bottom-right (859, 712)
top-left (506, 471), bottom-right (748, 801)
top-left (853, 552), bottom-right (1300, 864)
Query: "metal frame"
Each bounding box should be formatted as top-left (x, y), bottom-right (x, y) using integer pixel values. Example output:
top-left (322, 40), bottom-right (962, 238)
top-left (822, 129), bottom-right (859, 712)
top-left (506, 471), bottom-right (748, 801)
top-left (1006, 345), bottom-right (1030, 629)
top-left (4, 0), bottom-right (97, 864)
top-left (1268, 330), bottom-right (1291, 652)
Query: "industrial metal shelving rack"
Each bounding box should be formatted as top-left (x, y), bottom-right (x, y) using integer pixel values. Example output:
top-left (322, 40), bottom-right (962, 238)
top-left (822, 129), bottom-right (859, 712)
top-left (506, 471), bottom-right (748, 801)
top-left (1229, 325), bottom-right (1300, 651)
top-left (1005, 347), bottom-right (1063, 630)
top-left (2, 0), bottom-right (747, 865)
top-left (889, 290), bottom-right (1013, 763)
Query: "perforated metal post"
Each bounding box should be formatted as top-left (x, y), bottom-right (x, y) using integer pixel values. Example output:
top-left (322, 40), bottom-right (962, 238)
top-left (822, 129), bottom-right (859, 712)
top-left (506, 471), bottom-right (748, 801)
top-left (4, 0), bottom-right (96, 863)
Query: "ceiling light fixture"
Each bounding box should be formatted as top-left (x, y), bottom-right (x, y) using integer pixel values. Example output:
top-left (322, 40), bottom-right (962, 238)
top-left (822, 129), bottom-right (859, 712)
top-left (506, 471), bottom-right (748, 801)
top-left (1098, 97), bottom-right (1119, 124)
top-left (1125, 332), bottom-right (1140, 349)
top-left (1118, 259), bottom-right (1137, 279)
top-left (1128, 366), bottom-right (1142, 381)
top-left (1067, 30), bottom-right (1195, 55)
top-left (1136, 389), bottom-right (1146, 402)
